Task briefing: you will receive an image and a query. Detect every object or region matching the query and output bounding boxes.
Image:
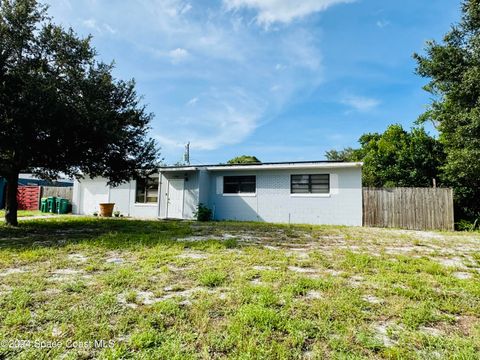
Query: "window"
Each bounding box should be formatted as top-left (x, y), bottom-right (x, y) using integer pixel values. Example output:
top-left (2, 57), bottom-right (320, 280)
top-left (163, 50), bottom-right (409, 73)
top-left (135, 176), bottom-right (159, 203)
top-left (223, 175), bottom-right (256, 194)
top-left (291, 174), bottom-right (329, 194)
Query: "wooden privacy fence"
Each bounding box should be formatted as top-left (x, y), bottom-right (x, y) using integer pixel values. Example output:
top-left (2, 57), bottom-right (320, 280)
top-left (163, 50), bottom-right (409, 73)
top-left (40, 186), bottom-right (73, 202)
top-left (15, 186), bottom-right (73, 211)
top-left (363, 187), bottom-right (454, 231)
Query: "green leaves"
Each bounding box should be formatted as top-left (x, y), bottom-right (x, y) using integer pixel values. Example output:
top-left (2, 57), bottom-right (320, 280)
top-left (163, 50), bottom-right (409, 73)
top-left (227, 155), bottom-right (261, 164)
top-left (326, 125), bottom-right (444, 188)
top-left (415, 0), bottom-right (480, 220)
top-left (0, 0), bottom-right (160, 224)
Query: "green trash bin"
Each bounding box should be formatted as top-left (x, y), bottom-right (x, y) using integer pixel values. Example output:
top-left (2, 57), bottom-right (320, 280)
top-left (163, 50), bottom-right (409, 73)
top-left (46, 197), bottom-right (56, 213)
top-left (56, 198), bottom-right (69, 214)
top-left (40, 198), bottom-right (47, 212)
top-left (55, 198), bottom-right (61, 214)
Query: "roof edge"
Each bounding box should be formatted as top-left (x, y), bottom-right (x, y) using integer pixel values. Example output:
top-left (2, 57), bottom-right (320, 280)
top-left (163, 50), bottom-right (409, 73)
top-left (159, 161), bottom-right (363, 172)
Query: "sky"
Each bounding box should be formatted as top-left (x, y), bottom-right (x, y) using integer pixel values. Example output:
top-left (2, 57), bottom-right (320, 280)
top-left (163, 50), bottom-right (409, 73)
top-left (47, 0), bottom-right (461, 165)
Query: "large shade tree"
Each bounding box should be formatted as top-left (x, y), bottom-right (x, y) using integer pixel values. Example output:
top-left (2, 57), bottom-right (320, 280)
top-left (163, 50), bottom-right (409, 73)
top-left (0, 0), bottom-right (159, 225)
top-left (325, 125), bottom-right (445, 188)
top-left (414, 0), bottom-right (480, 220)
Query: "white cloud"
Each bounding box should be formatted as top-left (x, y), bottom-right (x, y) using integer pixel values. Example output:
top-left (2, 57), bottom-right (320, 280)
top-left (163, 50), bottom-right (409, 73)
top-left (82, 18), bottom-right (96, 29)
top-left (281, 29), bottom-right (322, 71)
top-left (376, 20), bottom-right (390, 28)
top-left (82, 18), bottom-right (116, 34)
top-left (168, 48), bottom-right (190, 63)
top-left (223, 0), bottom-right (354, 26)
top-left (179, 3), bottom-right (192, 15)
top-left (47, 0), bottom-right (351, 162)
top-left (155, 88), bottom-right (265, 152)
top-left (155, 134), bottom-right (184, 149)
top-left (186, 97), bottom-right (198, 106)
top-left (341, 95), bottom-right (380, 112)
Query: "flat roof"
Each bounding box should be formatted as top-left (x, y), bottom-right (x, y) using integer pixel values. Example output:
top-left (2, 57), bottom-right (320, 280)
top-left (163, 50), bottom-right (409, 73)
top-left (160, 160), bottom-right (363, 172)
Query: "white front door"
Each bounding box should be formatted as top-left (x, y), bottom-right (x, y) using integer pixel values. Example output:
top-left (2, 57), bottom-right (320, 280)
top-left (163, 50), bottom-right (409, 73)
top-left (167, 179), bottom-right (184, 219)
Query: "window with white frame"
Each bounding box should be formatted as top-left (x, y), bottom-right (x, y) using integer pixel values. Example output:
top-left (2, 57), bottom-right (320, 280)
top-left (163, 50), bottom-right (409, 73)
top-left (223, 175), bottom-right (256, 194)
top-left (291, 174), bottom-right (330, 194)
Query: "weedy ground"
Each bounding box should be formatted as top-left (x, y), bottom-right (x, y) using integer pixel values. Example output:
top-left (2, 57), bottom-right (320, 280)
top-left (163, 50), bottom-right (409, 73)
top-left (0, 217), bottom-right (479, 359)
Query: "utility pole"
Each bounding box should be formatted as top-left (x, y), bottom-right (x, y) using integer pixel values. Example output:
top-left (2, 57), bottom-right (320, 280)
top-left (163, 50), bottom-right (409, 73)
top-left (183, 142), bottom-right (190, 165)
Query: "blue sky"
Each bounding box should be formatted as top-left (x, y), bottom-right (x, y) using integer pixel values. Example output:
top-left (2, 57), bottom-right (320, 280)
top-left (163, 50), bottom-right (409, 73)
top-left (47, 0), bottom-right (461, 165)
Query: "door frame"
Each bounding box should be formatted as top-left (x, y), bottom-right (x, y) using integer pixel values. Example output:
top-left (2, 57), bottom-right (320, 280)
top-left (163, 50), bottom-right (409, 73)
top-left (166, 178), bottom-right (185, 219)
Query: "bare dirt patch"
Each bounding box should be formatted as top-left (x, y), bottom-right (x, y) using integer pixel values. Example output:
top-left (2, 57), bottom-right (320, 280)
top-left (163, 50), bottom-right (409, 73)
top-left (67, 253), bottom-right (88, 263)
top-left (348, 275), bottom-right (364, 287)
top-left (305, 290), bottom-right (322, 300)
top-left (455, 315), bottom-right (479, 336)
top-left (0, 284), bottom-right (12, 295)
top-left (106, 257), bottom-right (124, 264)
top-left (0, 267), bottom-right (29, 277)
top-left (362, 295), bottom-right (383, 304)
top-left (252, 265), bottom-right (277, 271)
top-left (437, 257), bottom-right (469, 269)
top-left (177, 252), bottom-right (209, 260)
top-left (287, 266), bottom-right (318, 274)
top-left (167, 264), bottom-right (192, 272)
top-left (419, 326), bottom-right (443, 337)
top-left (324, 269), bottom-right (343, 277)
top-left (250, 278), bottom-right (262, 285)
top-left (49, 268), bottom-right (84, 281)
top-left (374, 321), bottom-right (397, 347)
top-left (117, 286), bottom-right (209, 308)
top-left (452, 271), bottom-right (472, 280)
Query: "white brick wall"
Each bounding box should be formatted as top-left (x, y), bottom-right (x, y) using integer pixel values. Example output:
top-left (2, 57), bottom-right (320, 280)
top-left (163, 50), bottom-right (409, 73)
top-left (207, 167), bottom-right (362, 226)
top-left (75, 166), bottom-right (363, 226)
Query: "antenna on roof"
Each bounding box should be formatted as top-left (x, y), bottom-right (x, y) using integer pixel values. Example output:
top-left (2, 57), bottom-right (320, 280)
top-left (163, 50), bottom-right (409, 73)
top-left (183, 142), bottom-right (190, 165)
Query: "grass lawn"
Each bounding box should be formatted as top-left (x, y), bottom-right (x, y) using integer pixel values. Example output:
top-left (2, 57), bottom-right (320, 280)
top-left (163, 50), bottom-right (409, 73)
top-left (0, 210), bottom-right (54, 218)
top-left (0, 218), bottom-right (479, 359)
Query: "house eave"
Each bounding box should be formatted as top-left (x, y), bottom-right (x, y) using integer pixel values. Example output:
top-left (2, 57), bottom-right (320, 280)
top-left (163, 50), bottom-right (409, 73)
top-left (159, 166), bottom-right (200, 172)
top-left (204, 162), bottom-right (363, 171)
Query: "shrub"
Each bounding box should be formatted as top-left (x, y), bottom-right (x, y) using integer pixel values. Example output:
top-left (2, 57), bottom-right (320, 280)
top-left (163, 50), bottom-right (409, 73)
top-left (456, 218), bottom-right (480, 231)
top-left (194, 203), bottom-right (212, 222)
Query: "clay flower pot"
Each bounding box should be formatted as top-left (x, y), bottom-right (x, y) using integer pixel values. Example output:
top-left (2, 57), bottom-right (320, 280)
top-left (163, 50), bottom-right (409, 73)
top-left (99, 203), bottom-right (115, 217)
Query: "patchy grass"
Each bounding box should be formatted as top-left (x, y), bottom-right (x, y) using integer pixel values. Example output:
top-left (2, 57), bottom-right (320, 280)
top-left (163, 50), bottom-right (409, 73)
top-left (0, 210), bottom-right (52, 218)
top-left (0, 218), bottom-right (479, 358)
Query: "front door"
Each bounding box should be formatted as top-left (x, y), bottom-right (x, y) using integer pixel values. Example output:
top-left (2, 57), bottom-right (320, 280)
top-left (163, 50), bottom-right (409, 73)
top-left (167, 179), bottom-right (184, 219)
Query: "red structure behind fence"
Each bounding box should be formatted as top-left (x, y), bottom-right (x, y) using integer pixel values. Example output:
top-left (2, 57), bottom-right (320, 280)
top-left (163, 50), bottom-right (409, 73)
top-left (17, 186), bottom-right (41, 210)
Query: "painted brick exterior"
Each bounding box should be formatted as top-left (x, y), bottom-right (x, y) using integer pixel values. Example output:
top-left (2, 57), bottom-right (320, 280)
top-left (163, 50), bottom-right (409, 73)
top-left (74, 164), bottom-right (362, 226)
top-left (206, 167), bottom-right (362, 226)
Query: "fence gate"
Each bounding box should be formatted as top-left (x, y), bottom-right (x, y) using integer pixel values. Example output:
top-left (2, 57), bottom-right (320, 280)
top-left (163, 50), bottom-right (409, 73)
top-left (363, 187), bottom-right (454, 231)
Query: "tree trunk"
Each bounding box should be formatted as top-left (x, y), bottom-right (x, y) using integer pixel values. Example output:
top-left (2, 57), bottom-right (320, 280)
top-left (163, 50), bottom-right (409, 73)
top-left (5, 172), bottom-right (19, 226)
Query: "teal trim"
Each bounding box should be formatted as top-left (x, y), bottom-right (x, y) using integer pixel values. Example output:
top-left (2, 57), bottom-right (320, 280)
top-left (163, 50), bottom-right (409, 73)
top-left (0, 178), bottom-right (5, 210)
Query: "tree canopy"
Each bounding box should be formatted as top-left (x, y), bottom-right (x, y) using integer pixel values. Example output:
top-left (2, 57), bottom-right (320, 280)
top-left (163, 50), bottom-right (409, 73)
top-left (325, 125), bottom-right (445, 188)
top-left (414, 0), bottom-right (480, 220)
top-left (227, 155), bottom-right (261, 164)
top-left (0, 0), bottom-right (159, 225)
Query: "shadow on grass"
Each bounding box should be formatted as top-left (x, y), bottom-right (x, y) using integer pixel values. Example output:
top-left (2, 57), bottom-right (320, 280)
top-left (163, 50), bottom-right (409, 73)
top-left (0, 217), bottom-right (332, 251)
top-left (0, 218), bottom-right (196, 250)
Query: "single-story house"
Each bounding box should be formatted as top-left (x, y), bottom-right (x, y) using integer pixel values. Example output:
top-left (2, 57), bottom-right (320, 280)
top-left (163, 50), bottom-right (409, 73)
top-left (72, 161), bottom-right (363, 226)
